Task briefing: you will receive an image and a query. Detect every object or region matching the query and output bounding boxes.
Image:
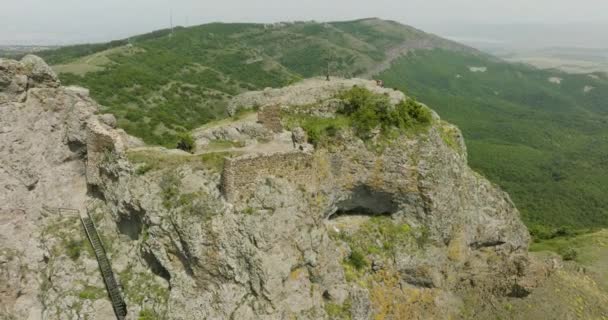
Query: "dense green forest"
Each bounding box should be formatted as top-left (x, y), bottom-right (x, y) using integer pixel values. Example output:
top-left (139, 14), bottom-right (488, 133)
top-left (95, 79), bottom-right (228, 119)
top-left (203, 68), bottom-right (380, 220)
top-left (379, 49), bottom-right (608, 232)
top-left (33, 19), bottom-right (607, 232)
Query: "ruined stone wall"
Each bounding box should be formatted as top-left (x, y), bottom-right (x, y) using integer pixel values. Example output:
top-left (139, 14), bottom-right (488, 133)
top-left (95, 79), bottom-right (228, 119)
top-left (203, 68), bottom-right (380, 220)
top-left (221, 151), bottom-right (317, 203)
top-left (257, 105), bottom-right (283, 132)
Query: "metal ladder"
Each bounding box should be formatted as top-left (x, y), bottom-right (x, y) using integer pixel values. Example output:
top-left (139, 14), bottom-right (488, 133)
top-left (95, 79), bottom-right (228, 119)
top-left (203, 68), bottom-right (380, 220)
top-left (79, 210), bottom-right (128, 320)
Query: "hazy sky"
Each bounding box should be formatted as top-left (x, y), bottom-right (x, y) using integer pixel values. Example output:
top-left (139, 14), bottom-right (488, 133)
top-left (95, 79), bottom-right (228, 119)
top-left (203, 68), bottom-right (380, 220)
top-left (1, 0), bottom-right (608, 45)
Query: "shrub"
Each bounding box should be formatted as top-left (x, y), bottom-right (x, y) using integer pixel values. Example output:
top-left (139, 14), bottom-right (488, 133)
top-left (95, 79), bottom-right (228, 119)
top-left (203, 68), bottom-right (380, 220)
top-left (560, 247), bottom-right (578, 261)
top-left (135, 163), bottom-right (153, 175)
top-left (529, 225), bottom-right (579, 242)
top-left (160, 172), bottom-right (181, 209)
top-left (138, 308), bottom-right (160, 320)
top-left (339, 86), bottom-right (379, 114)
top-left (338, 86), bottom-right (431, 139)
top-left (554, 226), bottom-right (575, 237)
top-left (176, 132), bottom-right (195, 153)
top-left (65, 239), bottom-right (84, 261)
top-left (393, 98), bottom-right (432, 125)
top-left (351, 102), bottom-right (381, 137)
top-left (346, 249), bottom-right (368, 270)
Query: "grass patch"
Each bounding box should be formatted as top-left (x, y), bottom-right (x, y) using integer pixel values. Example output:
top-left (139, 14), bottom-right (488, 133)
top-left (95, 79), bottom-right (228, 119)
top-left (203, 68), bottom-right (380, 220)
top-left (127, 149), bottom-right (239, 173)
top-left (119, 266), bottom-right (169, 306)
top-left (177, 191), bottom-right (218, 218)
top-left (333, 216), bottom-right (414, 259)
top-left (78, 285), bottom-right (106, 300)
top-left (65, 239), bottom-right (85, 261)
top-left (207, 139), bottom-right (247, 150)
top-left (157, 171), bottom-right (220, 217)
top-left (135, 163), bottom-right (153, 175)
top-left (42, 215), bottom-right (95, 260)
top-left (243, 207), bottom-right (256, 215)
top-left (138, 308), bottom-right (161, 320)
top-left (324, 299), bottom-right (352, 320)
top-left (160, 172), bottom-right (182, 209)
top-left (285, 114), bottom-right (351, 147)
top-left (439, 122), bottom-right (463, 154)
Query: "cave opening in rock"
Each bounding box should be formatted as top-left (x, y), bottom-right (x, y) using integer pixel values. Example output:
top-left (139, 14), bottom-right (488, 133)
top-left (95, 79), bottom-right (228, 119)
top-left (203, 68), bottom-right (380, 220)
top-left (67, 140), bottom-right (87, 157)
top-left (328, 185), bottom-right (398, 219)
top-left (143, 251), bottom-right (171, 283)
top-left (86, 185), bottom-right (106, 202)
top-left (508, 284), bottom-right (531, 298)
top-left (117, 214), bottom-right (142, 241)
top-left (116, 203), bottom-right (145, 241)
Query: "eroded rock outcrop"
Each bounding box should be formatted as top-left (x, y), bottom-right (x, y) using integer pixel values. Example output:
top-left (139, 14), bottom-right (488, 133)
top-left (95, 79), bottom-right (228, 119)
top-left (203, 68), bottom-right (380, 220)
top-left (0, 56), bottom-right (141, 320)
top-left (0, 57), bottom-right (550, 320)
top-left (96, 79), bottom-right (539, 319)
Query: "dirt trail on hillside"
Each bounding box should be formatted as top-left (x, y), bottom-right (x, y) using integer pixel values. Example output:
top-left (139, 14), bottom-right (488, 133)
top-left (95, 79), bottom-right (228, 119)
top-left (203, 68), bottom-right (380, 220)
top-left (361, 42), bottom-right (414, 78)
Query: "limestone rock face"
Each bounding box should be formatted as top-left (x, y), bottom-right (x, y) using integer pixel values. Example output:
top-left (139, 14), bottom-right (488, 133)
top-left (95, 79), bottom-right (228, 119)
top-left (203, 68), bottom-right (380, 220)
top-left (0, 58), bottom-right (28, 104)
top-left (0, 57), bottom-right (542, 320)
top-left (0, 56), bottom-right (140, 320)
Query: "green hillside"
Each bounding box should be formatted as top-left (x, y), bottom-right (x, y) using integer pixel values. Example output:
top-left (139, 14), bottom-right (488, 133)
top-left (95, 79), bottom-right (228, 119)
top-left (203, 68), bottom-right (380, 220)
top-left (36, 19), bottom-right (608, 232)
top-left (39, 19), bottom-right (468, 146)
top-left (379, 49), bottom-right (608, 231)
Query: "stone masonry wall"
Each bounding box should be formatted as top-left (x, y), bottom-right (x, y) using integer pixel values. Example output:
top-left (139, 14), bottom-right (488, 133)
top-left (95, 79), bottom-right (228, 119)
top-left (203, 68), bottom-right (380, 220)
top-left (221, 151), bottom-right (317, 203)
top-left (257, 105), bottom-right (283, 133)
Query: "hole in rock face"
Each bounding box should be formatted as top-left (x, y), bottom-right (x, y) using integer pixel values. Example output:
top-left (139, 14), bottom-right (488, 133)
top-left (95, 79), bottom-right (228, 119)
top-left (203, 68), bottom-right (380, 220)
top-left (508, 284), bottom-right (531, 298)
top-left (67, 140), bottom-right (87, 157)
top-left (86, 185), bottom-right (106, 201)
top-left (117, 214), bottom-right (142, 241)
top-left (116, 203), bottom-right (145, 241)
top-left (143, 251), bottom-right (171, 282)
top-left (329, 185), bottom-right (398, 219)
top-left (322, 290), bottom-right (331, 300)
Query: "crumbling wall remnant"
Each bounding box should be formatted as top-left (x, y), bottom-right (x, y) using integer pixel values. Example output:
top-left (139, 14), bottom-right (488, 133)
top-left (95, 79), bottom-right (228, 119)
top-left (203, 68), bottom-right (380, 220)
top-left (221, 151), bottom-right (317, 203)
top-left (257, 105), bottom-right (283, 133)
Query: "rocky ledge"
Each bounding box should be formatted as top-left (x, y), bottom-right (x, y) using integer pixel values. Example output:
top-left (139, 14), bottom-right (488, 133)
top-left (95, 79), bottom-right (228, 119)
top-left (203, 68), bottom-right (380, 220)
top-left (1, 57), bottom-right (552, 320)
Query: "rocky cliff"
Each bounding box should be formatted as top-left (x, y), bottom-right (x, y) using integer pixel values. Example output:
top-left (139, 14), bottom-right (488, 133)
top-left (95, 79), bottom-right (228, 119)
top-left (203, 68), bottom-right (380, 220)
top-left (0, 57), bottom-right (554, 320)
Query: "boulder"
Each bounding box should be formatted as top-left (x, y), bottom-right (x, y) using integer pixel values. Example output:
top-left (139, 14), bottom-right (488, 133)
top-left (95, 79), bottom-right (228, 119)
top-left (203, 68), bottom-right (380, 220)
top-left (99, 113), bottom-right (117, 128)
top-left (21, 55), bottom-right (60, 88)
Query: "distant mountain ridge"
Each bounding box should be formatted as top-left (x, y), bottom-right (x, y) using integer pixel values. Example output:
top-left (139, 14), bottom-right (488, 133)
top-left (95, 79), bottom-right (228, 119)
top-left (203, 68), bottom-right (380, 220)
top-left (38, 18), bottom-right (475, 67)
